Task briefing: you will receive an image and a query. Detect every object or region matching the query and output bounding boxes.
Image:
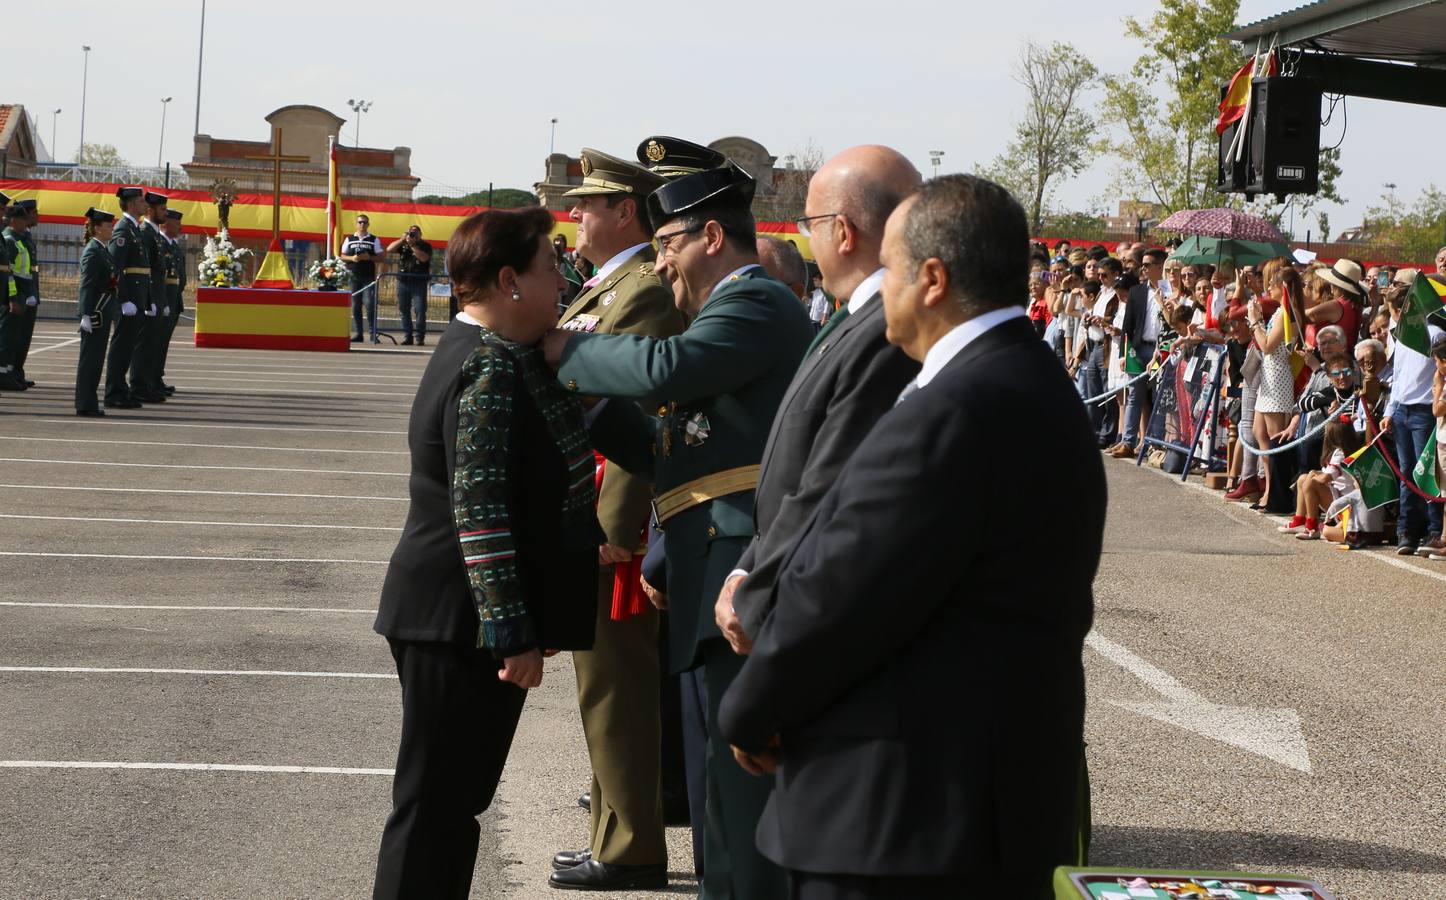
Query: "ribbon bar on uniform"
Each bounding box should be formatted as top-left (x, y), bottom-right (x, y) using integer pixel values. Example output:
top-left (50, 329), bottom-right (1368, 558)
top-left (653, 464), bottom-right (761, 526)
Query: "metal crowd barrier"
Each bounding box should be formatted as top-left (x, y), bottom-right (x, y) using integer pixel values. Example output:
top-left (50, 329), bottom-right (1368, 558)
top-left (1134, 343), bottom-right (1228, 482)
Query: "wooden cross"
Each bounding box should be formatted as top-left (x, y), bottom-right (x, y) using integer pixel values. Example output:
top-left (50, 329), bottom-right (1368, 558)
top-left (245, 127), bottom-right (310, 241)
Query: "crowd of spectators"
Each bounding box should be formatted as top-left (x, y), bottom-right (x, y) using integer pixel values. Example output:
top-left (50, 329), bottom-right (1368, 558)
top-left (1033, 238), bottom-right (1446, 558)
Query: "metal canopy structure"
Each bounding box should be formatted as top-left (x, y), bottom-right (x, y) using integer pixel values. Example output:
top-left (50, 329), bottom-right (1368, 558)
top-left (1227, 0), bottom-right (1446, 107)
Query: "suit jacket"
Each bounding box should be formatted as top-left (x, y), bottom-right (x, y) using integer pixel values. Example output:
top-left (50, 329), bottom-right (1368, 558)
top-left (732, 294), bottom-right (918, 638)
top-left (375, 317), bottom-right (598, 652)
top-left (1121, 281), bottom-right (1154, 350)
top-left (558, 267), bottom-right (814, 671)
top-left (558, 244), bottom-right (685, 548)
top-left (718, 315), bottom-right (1106, 891)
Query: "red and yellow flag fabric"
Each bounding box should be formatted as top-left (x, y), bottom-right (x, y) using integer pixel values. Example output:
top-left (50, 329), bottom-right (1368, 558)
top-left (1216, 52), bottom-right (1278, 135)
top-left (194, 287), bottom-right (351, 352)
top-left (325, 137), bottom-right (341, 257)
top-left (252, 238), bottom-right (296, 290)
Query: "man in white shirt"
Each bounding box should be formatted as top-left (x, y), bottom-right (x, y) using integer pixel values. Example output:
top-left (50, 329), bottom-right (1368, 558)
top-left (1083, 257), bottom-right (1122, 446)
top-left (1383, 315), bottom-right (1445, 553)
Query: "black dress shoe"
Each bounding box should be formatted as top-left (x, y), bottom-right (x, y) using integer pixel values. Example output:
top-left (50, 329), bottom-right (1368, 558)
top-left (104, 399), bottom-right (142, 409)
top-left (547, 859), bottom-right (665, 891)
top-left (23, 379), bottom-right (35, 388)
top-left (577, 792), bottom-right (590, 812)
top-left (134, 392), bottom-right (166, 403)
top-left (162, 384), bottom-right (176, 395)
top-left (552, 849), bottom-right (591, 870)
top-left (0, 375), bottom-right (26, 391)
top-left (401, 335), bottom-right (414, 346)
top-left (352, 334), bottom-right (363, 343)
top-left (417, 335), bottom-right (426, 346)
top-left (76, 409), bottom-right (105, 417)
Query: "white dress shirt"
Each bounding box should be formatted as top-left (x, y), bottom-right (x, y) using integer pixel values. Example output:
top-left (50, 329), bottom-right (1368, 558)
top-left (1088, 289), bottom-right (1115, 342)
top-left (913, 305), bottom-right (1028, 390)
top-left (1141, 286), bottom-right (1163, 342)
top-left (590, 242), bottom-right (650, 287)
top-left (1386, 324), bottom-right (1445, 416)
top-left (847, 268), bottom-right (886, 315)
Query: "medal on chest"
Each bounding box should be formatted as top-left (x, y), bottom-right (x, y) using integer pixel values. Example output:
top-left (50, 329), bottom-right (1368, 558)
top-left (563, 314), bottom-right (601, 333)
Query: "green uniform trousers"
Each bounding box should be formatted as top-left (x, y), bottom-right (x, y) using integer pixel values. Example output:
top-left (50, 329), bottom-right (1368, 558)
top-left (156, 296), bottom-right (182, 388)
top-left (573, 569), bottom-right (666, 865)
top-left (75, 313), bottom-right (111, 412)
top-left (701, 638), bottom-right (787, 900)
top-left (105, 314), bottom-right (142, 404)
top-left (128, 314), bottom-right (165, 394)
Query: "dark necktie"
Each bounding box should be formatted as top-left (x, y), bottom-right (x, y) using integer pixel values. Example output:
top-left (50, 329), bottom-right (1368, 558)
top-left (801, 303), bottom-right (850, 362)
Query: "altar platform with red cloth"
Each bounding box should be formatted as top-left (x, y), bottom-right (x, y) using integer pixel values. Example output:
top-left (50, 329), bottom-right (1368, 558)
top-left (194, 287), bottom-right (353, 352)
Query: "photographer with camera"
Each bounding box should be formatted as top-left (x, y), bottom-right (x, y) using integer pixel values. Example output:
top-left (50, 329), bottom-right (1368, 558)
top-left (387, 224), bottom-right (433, 345)
top-left (341, 214), bottom-right (385, 343)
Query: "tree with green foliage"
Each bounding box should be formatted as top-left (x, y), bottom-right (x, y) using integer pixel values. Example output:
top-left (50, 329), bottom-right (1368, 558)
top-left (983, 41), bottom-right (1097, 233)
top-left (1361, 186), bottom-right (1446, 263)
top-left (1099, 0), bottom-right (1242, 214)
top-left (415, 188), bottom-right (538, 208)
top-left (77, 143), bottom-right (127, 167)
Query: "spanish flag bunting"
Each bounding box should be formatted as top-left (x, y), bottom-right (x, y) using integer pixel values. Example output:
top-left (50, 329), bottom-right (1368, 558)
top-left (251, 238), bottom-right (296, 289)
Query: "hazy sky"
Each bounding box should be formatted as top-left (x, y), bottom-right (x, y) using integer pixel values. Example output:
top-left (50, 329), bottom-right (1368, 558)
top-left (19, 0), bottom-right (1444, 239)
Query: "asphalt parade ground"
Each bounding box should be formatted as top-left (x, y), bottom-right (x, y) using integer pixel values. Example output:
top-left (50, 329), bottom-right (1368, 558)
top-left (0, 324), bottom-right (1441, 898)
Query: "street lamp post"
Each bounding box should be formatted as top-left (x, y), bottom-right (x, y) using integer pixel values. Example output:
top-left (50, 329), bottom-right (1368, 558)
top-left (347, 99), bottom-right (373, 146)
top-left (928, 150), bottom-right (945, 180)
top-left (549, 117), bottom-right (558, 156)
top-left (194, 0), bottom-right (206, 139)
top-left (158, 97), bottom-right (173, 167)
top-left (50, 109), bottom-right (61, 162)
top-left (78, 45), bottom-right (91, 161)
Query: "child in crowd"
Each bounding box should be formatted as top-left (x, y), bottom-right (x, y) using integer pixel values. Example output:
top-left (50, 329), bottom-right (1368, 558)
top-left (1280, 418), bottom-right (1358, 541)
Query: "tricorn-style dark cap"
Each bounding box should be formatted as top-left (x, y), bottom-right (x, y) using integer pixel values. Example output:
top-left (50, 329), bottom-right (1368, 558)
top-left (4, 205), bottom-right (26, 220)
top-left (563, 148), bottom-right (667, 198)
top-left (0, 191), bottom-right (10, 207)
top-left (85, 207), bottom-right (116, 224)
top-left (145, 191), bottom-right (169, 206)
top-left (116, 186), bottom-right (145, 202)
top-left (16, 198), bottom-right (36, 212)
top-left (647, 162), bottom-right (756, 224)
top-left (165, 209), bottom-right (183, 221)
top-left (636, 136), bottom-right (727, 179)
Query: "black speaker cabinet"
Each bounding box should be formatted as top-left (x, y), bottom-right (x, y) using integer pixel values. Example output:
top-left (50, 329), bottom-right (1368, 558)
top-left (1244, 76), bottom-right (1321, 197)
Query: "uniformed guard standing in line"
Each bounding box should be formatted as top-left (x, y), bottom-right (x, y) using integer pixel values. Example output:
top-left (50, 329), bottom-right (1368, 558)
top-left (0, 191), bottom-right (11, 342)
top-left (128, 191), bottom-right (169, 404)
top-left (0, 202), bottom-right (35, 392)
top-left (13, 198), bottom-right (41, 387)
top-left (105, 187), bottom-right (150, 409)
top-left (546, 150), bottom-right (683, 892)
top-left (543, 153), bottom-right (814, 900)
top-left (155, 208), bottom-right (186, 396)
top-left (75, 207), bottom-right (118, 417)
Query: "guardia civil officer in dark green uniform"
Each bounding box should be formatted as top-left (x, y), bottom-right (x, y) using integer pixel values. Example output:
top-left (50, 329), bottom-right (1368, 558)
top-left (542, 156), bottom-right (813, 900)
top-left (547, 149), bottom-right (684, 892)
top-left (0, 201), bottom-right (37, 392)
top-left (155, 208), bottom-right (186, 396)
top-left (105, 187), bottom-right (150, 409)
top-left (75, 207), bottom-right (118, 416)
top-left (13, 198), bottom-right (42, 387)
top-left (128, 191), bottom-right (169, 404)
top-left (0, 195), bottom-right (19, 393)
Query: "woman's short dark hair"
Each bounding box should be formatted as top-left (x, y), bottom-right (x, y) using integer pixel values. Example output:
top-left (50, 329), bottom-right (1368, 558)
top-left (1083, 279), bottom-right (1101, 297)
top-left (448, 207), bottom-right (556, 302)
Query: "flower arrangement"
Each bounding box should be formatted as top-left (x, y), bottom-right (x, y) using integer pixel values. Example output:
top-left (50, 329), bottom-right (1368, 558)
top-left (307, 257), bottom-right (350, 291)
top-left (198, 229), bottom-right (254, 288)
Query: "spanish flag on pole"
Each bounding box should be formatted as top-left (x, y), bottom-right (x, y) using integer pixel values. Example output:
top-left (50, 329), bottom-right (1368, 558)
top-left (325, 136), bottom-right (341, 257)
top-left (1216, 51), bottom-right (1278, 135)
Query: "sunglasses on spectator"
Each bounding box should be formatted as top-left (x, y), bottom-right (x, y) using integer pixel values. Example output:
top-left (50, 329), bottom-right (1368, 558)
top-left (1328, 367), bottom-right (1354, 377)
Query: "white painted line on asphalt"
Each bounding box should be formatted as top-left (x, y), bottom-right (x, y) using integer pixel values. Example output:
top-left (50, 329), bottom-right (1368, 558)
top-left (32, 418), bottom-right (407, 436)
top-left (0, 760), bottom-right (394, 776)
top-left (24, 338), bottom-right (81, 355)
top-left (1086, 630), bottom-right (1313, 773)
top-left (0, 483), bottom-right (405, 501)
top-left (173, 386), bottom-right (416, 398)
top-left (0, 665), bottom-right (393, 678)
top-left (0, 601), bottom-right (372, 613)
top-left (0, 513), bottom-right (401, 532)
top-left (0, 551), bottom-right (388, 564)
top-left (0, 458), bottom-right (406, 477)
top-left (0, 435), bottom-right (409, 456)
top-left (20, 368), bottom-right (422, 387)
top-left (1127, 459), bottom-right (1446, 587)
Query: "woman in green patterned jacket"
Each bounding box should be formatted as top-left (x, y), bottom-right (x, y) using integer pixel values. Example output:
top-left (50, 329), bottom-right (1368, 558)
top-left (371, 206), bottom-right (603, 899)
top-left (74, 207), bottom-right (117, 416)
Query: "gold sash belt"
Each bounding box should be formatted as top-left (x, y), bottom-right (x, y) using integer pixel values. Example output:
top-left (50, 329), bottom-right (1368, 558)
top-left (653, 464), bottom-right (760, 526)
top-left (122, 267), bottom-right (150, 275)
top-left (165, 277), bottom-right (180, 284)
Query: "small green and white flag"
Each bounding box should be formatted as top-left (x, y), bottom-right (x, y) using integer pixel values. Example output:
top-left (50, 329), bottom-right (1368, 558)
top-left (1343, 437), bottom-right (1399, 510)
top-left (1412, 429), bottom-right (1443, 498)
top-left (1395, 274), bottom-right (1446, 356)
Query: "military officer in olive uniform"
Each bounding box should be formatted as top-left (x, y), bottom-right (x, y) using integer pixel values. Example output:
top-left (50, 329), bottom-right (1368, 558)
top-left (75, 208), bottom-right (119, 416)
top-left (106, 187), bottom-right (151, 409)
top-left (545, 150), bottom-right (686, 892)
top-left (156, 208), bottom-right (186, 395)
top-left (128, 191), bottom-right (169, 404)
top-left (543, 153), bottom-right (814, 900)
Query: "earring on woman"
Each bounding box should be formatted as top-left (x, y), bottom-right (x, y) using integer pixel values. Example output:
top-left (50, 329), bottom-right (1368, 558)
top-left (511, 289), bottom-right (522, 302)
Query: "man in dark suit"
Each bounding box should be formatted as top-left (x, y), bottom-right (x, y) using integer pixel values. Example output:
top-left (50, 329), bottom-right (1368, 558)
top-left (718, 175), bottom-right (1107, 900)
top-left (1112, 246), bottom-right (1168, 457)
top-left (714, 145), bottom-right (920, 653)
